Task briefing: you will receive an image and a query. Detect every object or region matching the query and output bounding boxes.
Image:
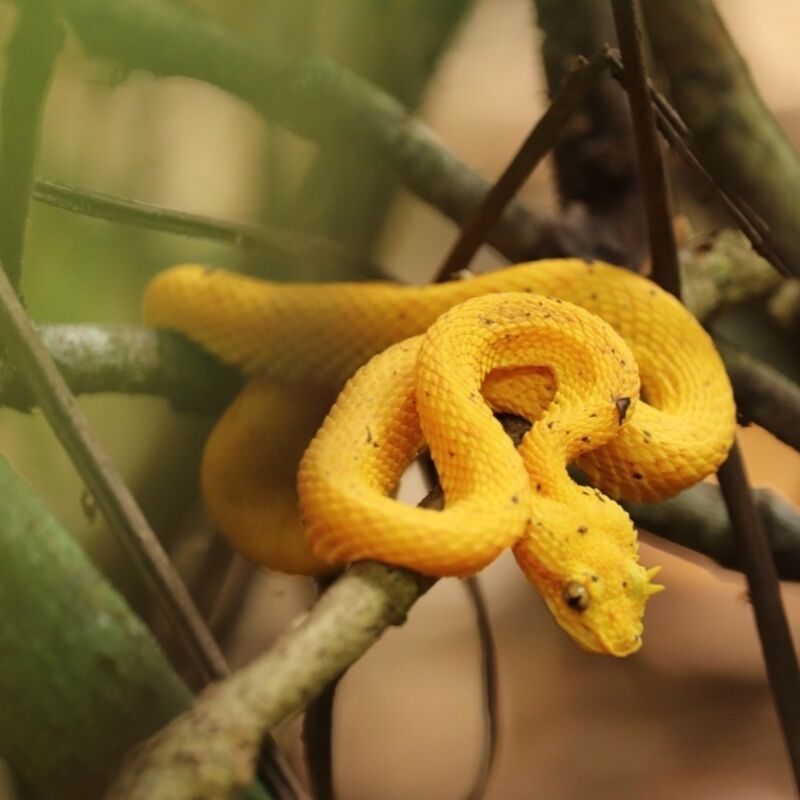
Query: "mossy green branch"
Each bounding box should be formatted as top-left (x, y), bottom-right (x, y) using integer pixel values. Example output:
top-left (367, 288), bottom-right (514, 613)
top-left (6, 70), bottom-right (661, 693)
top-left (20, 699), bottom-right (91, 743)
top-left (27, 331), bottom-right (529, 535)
top-left (0, 453), bottom-right (192, 799)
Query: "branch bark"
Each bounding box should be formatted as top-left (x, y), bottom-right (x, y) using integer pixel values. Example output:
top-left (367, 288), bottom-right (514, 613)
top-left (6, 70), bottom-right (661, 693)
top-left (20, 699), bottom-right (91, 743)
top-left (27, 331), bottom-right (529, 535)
top-left (106, 562), bottom-right (433, 800)
top-left (627, 483), bottom-right (800, 581)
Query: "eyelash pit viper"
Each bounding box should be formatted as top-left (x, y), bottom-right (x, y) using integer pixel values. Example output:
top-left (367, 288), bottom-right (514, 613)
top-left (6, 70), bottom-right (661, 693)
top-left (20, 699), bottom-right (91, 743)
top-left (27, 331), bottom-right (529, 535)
top-left (144, 258), bottom-right (736, 656)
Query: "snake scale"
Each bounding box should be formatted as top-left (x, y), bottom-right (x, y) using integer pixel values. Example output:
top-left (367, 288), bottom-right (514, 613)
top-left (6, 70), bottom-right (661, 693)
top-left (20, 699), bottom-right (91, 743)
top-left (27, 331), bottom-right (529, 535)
top-left (144, 259), bottom-right (736, 656)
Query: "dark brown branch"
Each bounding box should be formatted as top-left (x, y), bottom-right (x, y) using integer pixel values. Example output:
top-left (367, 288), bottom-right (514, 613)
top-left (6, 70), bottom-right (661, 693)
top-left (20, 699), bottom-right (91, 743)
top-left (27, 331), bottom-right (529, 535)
top-left (0, 267), bottom-right (229, 684)
top-left (0, 1), bottom-right (64, 288)
top-left (610, 3), bottom-right (800, 785)
top-left (434, 53), bottom-right (607, 281)
top-left (32, 178), bottom-right (380, 279)
top-left (610, 0), bottom-right (680, 295)
top-left (642, 0), bottom-right (800, 280)
top-left (718, 447), bottom-right (800, 785)
top-left (533, 0), bottom-right (647, 265)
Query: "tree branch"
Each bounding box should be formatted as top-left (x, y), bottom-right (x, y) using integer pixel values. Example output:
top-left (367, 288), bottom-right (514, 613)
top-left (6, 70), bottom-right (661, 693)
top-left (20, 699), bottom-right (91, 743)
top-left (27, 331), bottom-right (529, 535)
top-left (627, 482), bottom-right (800, 581)
top-left (0, 324), bottom-right (240, 414)
top-left (719, 340), bottom-right (800, 453)
top-left (613, 1), bottom-right (800, 784)
top-left (106, 562), bottom-right (434, 800)
top-left (532, 0), bottom-right (647, 266)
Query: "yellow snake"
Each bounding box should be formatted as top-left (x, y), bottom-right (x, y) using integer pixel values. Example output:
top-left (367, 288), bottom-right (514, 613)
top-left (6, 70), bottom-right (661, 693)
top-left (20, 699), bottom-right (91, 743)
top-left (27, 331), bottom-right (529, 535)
top-left (144, 259), bottom-right (736, 656)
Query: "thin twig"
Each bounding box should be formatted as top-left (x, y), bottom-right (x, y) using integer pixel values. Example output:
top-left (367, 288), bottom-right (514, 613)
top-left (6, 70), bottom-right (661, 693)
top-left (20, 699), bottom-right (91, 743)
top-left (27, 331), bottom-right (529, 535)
top-left (32, 178), bottom-right (380, 279)
top-left (0, 1), bottom-right (64, 288)
top-left (718, 447), bottom-right (800, 785)
top-left (415, 472), bottom-right (501, 800)
top-left (0, 266), bottom-right (228, 684)
top-left (463, 577), bottom-right (499, 800)
top-left (433, 53), bottom-right (607, 282)
top-left (609, 1), bottom-right (800, 787)
top-left (610, 0), bottom-right (680, 295)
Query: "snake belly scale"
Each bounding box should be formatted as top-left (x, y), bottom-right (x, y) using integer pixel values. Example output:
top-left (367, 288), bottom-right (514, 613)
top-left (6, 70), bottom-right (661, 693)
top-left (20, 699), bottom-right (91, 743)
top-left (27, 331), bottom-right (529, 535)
top-left (144, 259), bottom-right (736, 655)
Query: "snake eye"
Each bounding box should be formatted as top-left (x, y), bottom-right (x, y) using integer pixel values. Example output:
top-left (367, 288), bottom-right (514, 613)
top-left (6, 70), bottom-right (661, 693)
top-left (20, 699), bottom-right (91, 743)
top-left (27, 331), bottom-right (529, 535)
top-left (563, 581), bottom-right (590, 612)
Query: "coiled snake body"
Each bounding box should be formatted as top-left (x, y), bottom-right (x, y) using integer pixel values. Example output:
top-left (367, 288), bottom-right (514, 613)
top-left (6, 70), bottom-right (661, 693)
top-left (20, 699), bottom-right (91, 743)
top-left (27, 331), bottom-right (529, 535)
top-left (145, 259), bottom-right (735, 656)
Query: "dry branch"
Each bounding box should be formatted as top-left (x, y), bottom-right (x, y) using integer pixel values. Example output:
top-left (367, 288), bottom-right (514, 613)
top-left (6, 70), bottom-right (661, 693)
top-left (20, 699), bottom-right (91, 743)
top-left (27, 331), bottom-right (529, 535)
top-left (533, 0), bottom-right (647, 265)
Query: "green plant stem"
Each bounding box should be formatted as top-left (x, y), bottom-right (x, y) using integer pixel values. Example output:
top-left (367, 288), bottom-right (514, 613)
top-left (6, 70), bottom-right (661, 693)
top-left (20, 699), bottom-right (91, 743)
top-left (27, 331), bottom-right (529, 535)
top-left (0, 0), bottom-right (64, 288)
top-left (0, 453), bottom-right (189, 799)
top-left (0, 452), bottom-right (274, 800)
top-left (32, 179), bottom-right (379, 279)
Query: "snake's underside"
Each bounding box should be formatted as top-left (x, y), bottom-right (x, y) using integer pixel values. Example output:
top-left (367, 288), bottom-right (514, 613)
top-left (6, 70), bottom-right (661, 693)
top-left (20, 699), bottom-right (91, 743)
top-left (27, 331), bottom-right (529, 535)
top-left (145, 259), bottom-right (736, 655)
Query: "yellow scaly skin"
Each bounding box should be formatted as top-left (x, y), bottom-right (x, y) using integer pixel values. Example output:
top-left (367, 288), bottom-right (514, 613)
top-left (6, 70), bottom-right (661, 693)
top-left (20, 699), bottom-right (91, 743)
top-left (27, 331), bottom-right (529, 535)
top-left (144, 259), bottom-right (736, 655)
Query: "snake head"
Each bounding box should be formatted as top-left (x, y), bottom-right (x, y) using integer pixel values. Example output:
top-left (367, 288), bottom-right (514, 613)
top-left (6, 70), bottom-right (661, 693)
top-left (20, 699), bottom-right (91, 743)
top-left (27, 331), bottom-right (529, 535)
top-left (513, 496), bottom-right (663, 656)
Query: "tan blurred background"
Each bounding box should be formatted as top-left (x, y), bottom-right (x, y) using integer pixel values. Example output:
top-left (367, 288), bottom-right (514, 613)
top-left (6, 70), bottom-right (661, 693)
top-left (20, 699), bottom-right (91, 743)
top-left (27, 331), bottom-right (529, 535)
top-left (1, 0), bottom-right (799, 798)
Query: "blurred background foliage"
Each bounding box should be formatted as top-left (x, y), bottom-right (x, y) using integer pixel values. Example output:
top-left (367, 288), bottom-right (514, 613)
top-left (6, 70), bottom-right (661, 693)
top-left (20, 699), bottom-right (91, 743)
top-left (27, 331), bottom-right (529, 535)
top-left (1, 0), bottom-right (800, 798)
